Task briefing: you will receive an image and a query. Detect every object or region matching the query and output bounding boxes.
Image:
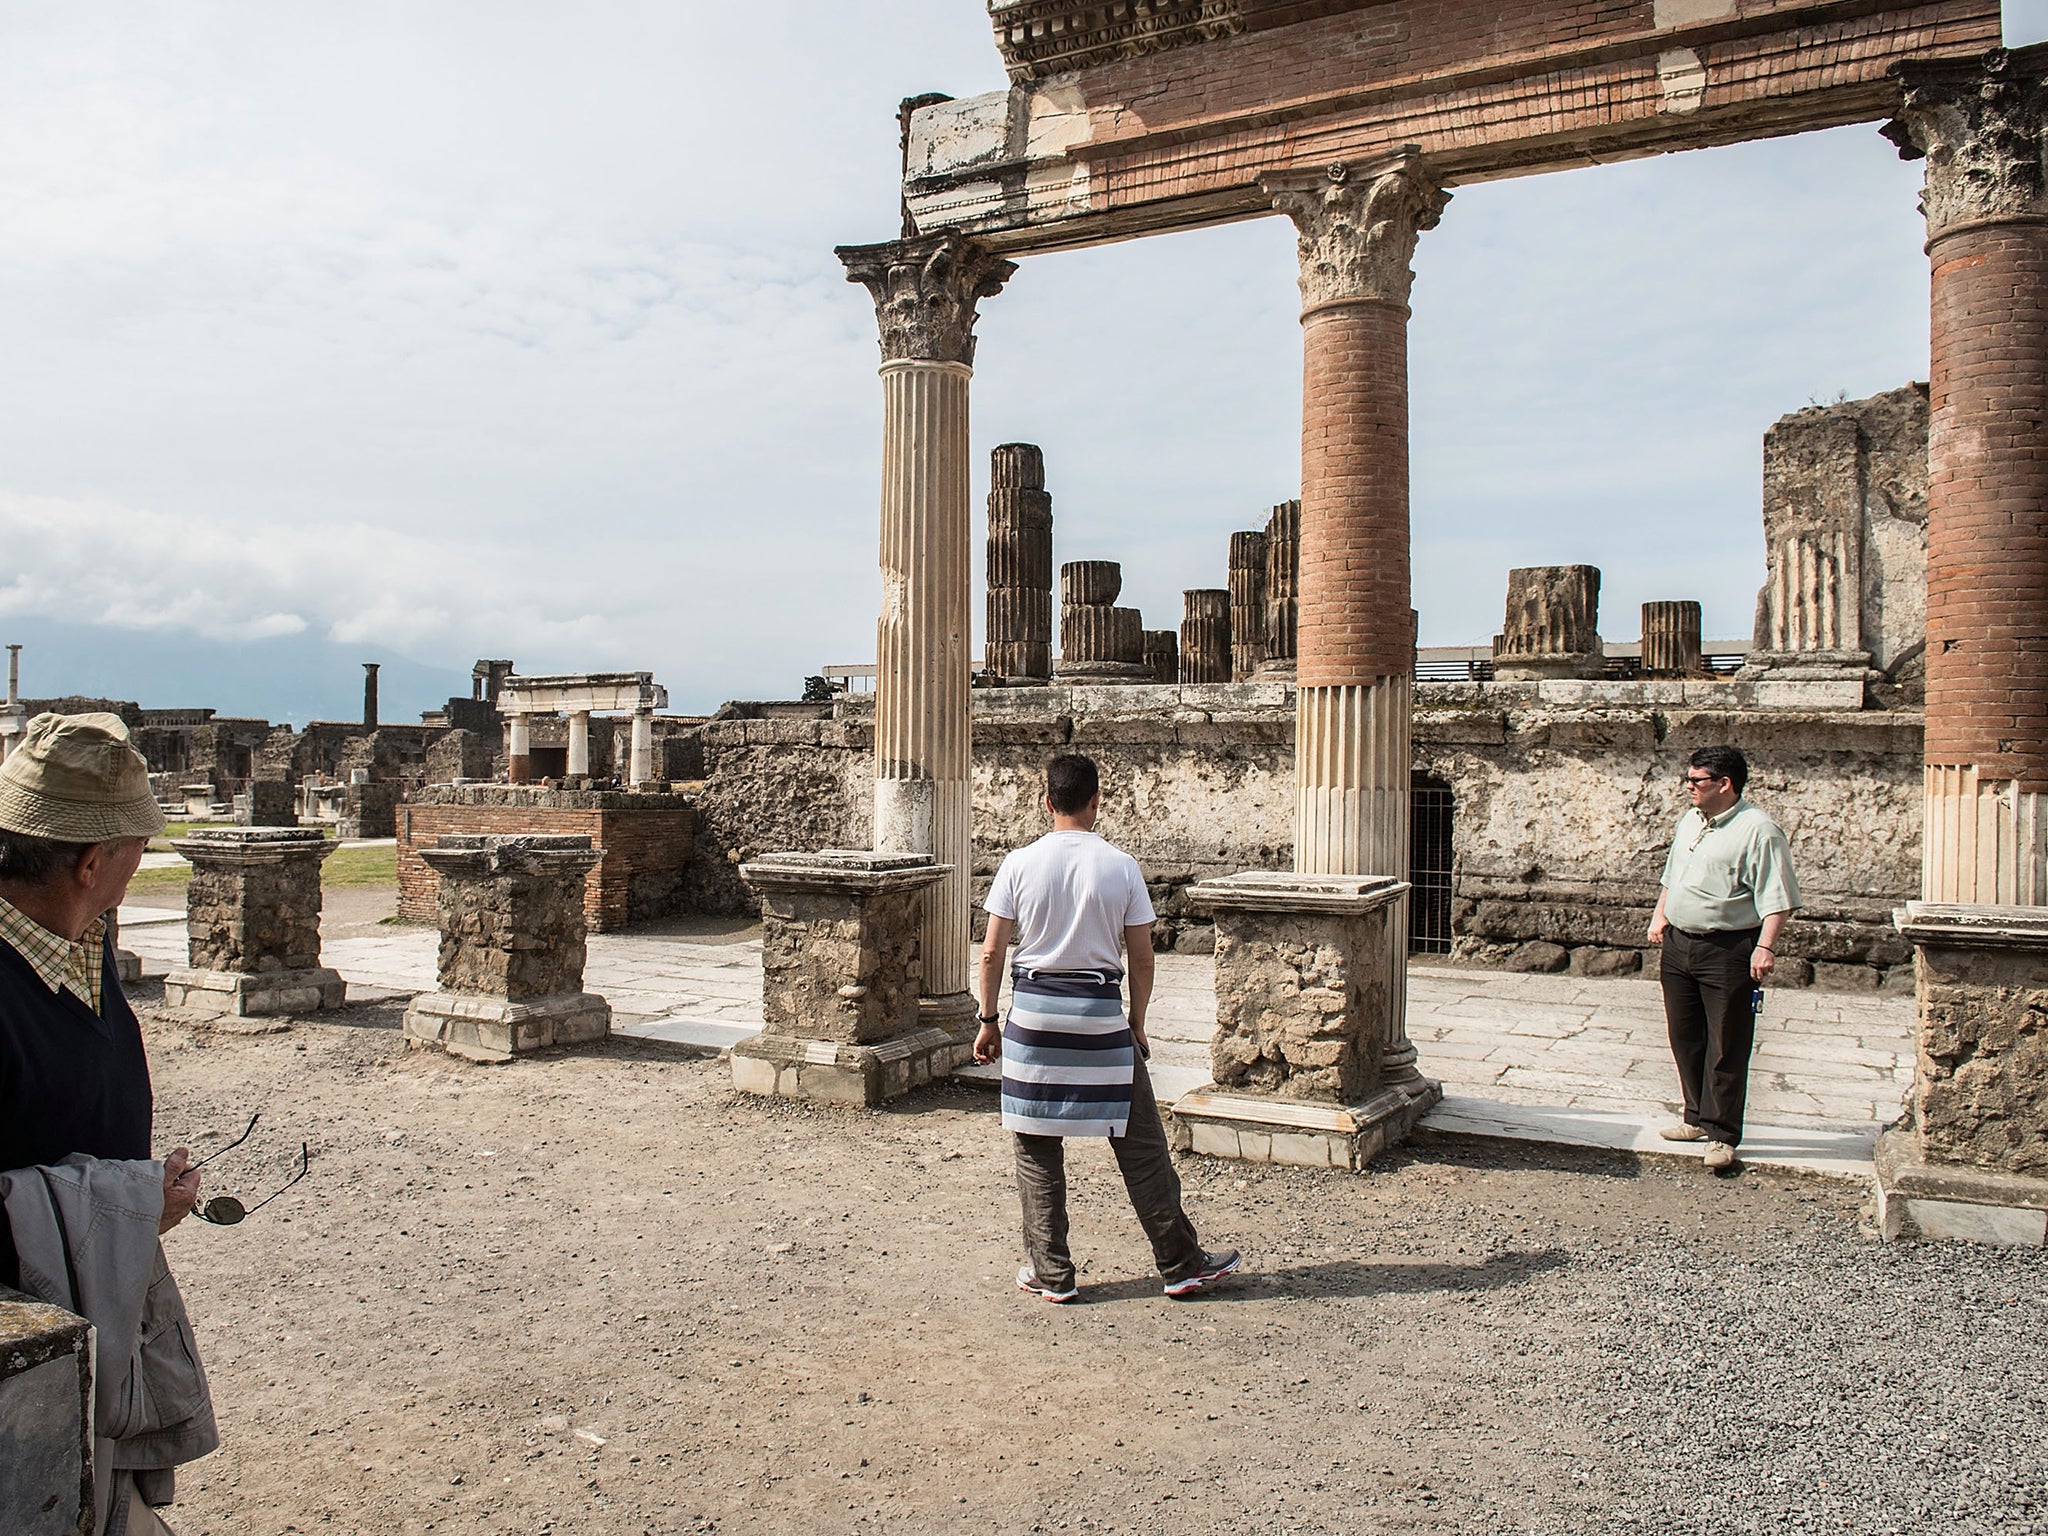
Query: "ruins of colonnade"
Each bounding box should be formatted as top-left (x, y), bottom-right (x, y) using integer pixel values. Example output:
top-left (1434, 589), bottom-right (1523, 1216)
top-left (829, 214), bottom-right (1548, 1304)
top-left (748, 2), bottom-right (2048, 1235)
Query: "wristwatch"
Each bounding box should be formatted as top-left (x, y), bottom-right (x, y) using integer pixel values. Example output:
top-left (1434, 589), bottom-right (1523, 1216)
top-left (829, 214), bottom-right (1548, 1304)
top-left (978, 1013), bottom-right (1000, 1025)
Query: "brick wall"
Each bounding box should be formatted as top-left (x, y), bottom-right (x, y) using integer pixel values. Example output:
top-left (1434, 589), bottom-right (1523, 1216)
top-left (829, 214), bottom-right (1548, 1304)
top-left (396, 789), bottom-right (697, 932)
top-left (1923, 224), bottom-right (2048, 788)
top-left (1298, 300), bottom-right (1412, 687)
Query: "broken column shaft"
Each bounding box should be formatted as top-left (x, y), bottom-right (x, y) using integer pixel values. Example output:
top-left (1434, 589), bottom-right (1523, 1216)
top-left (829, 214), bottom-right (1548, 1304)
top-left (1493, 565), bottom-right (1604, 681)
top-left (1641, 601), bottom-right (1704, 677)
top-left (1058, 561), bottom-right (1149, 682)
top-left (1259, 500), bottom-right (1300, 678)
top-left (1229, 530), bottom-right (1268, 680)
top-left (985, 442), bottom-right (1054, 683)
top-left (1179, 589), bottom-right (1232, 685)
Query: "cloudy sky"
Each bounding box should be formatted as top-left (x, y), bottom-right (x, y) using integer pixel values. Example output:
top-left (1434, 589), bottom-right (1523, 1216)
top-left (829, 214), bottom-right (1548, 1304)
top-left (3, 3), bottom-right (2044, 722)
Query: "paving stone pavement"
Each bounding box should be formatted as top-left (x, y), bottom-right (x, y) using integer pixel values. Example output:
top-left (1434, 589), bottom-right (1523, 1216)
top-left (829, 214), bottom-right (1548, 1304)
top-left (119, 909), bottom-right (1915, 1178)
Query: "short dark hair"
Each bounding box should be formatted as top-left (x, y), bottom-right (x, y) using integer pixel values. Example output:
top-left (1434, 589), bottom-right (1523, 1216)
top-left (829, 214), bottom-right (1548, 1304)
top-left (1689, 745), bottom-right (1748, 795)
top-left (0, 830), bottom-right (92, 886)
top-left (1046, 754), bottom-right (1100, 816)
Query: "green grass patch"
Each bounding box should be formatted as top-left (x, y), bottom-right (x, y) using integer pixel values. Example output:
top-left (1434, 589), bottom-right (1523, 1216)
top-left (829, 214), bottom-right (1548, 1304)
top-left (323, 844), bottom-right (397, 887)
top-left (126, 864), bottom-right (193, 894)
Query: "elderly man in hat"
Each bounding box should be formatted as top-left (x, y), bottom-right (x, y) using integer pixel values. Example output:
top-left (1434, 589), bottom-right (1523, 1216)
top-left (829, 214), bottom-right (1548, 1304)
top-left (0, 712), bottom-right (212, 1533)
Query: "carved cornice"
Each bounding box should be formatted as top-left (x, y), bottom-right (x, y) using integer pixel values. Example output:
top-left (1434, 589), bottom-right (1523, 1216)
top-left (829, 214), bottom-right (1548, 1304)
top-left (1261, 154), bottom-right (1449, 311)
top-left (836, 236), bottom-right (1018, 365)
top-left (1884, 47), bottom-right (2048, 242)
top-left (988, 0), bottom-right (1245, 83)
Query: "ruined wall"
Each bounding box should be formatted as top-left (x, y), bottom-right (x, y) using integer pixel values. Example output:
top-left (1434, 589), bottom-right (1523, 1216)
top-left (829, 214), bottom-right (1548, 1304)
top-left (675, 684), bottom-right (1923, 986)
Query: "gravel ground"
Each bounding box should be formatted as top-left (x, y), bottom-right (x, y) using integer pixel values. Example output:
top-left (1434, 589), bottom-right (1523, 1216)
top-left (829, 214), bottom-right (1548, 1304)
top-left (129, 984), bottom-right (2045, 1536)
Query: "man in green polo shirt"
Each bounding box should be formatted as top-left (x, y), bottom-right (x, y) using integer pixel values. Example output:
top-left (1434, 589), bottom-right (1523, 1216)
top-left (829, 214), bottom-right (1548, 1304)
top-left (1646, 744), bottom-right (1801, 1172)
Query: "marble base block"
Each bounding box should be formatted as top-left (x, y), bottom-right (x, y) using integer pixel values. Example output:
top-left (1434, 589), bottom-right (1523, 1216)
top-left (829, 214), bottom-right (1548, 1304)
top-left (730, 1027), bottom-right (959, 1107)
top-left (162, 965), bottom-right (345, 1027)
top-left (1171, 1080), bottom-right (1441, 1171)
top-left (403, 990), bottom-right (612, 1064)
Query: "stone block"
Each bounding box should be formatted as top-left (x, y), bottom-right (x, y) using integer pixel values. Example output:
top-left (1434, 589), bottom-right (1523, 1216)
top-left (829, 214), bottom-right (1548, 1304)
top-left (402, 991), bottom-right (611, 1064)
top-left (1876, 1127), bottom-right (2048, 1247)
top-left (1171, 1084), bottom-right (1441, 1173)
top-left (1569, 946), bottom-right (1642, 978)
top-left (1505, 941), bottom-right (1571, 974)
top-left (173, 827), bottom-right (334, 978)
top-left (0, 1287), bottom-right (93, 1536)
top-left (236, 776), bottom-right (297, 828)
top-left (161, 966), bottom-right (345, 1027)
top-left (1811, 961), bottom-right (1882, 991)
top-left (728, 1028), bottom-right (961, 1108)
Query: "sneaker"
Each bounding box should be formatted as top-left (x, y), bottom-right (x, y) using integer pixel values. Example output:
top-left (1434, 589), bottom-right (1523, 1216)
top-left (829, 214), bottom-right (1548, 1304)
top-left (1659, 1124), bottom-right (1709, 1143)
top-left (1163, 1249), bottom-right (1243, 1298)
top-left (1703, 1141), bottom-right (1737, 1172)
top-left (1016, 1266), bottom-right (1078, 1303)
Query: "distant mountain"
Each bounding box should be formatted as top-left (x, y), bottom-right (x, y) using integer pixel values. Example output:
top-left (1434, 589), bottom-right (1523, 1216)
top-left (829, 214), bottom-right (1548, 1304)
top-left (4, 618), bottom-right (475, 727)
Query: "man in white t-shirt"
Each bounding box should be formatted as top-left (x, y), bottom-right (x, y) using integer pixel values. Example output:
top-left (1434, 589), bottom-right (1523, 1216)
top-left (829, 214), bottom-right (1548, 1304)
top-left (974, 753), bottom-right (1239, 1303)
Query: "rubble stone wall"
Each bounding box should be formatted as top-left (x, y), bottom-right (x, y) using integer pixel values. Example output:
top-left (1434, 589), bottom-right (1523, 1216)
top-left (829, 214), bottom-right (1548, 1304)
top-left (674, 685), bottom-right (1923, 986)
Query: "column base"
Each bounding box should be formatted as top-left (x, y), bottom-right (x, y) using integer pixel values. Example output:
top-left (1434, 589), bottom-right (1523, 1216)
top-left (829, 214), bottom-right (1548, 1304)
top-left (731, 1027), bottom-right (957, 1107)
top-left (162, 966), bottom-right (345, 1027)
top-left (1170, 1077), bottom-right (1442, 1171)
top-left (919, 990), bottom-right (980, 1048)
top-left (403, 990), bottom-right (611, 1063)
top-left (115, 948), bottom-right (142, 986)
top-left (1875, 1128), bottom-right (2048, 1247)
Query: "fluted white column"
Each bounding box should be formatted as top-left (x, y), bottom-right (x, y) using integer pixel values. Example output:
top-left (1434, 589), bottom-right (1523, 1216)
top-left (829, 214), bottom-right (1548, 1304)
top-left (629, 709), bottom-right (654, 787)
top-left (840, 234), bottom-right (1015, 1029)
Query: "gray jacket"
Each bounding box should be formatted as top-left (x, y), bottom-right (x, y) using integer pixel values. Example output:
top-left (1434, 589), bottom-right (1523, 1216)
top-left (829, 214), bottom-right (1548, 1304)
top-left (1, 1155), bottom-right (219, 1527)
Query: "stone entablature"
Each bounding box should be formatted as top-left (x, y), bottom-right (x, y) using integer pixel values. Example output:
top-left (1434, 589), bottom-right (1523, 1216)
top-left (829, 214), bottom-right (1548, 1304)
top-left (987, 0), bottom-right (1247, 82)
top-left (498, 673), bottom-right (667, 717)
top-left (396, 785), bottom-right (696, 933)
top-left (907, 4), bottom-right (1999, 253)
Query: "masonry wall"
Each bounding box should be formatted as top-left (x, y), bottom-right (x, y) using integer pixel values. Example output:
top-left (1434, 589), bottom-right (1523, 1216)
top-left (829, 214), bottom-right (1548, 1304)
top-left (675, 684), bottom-right (1923, 987)
top-left (397, 787), bottom-right (697, 932)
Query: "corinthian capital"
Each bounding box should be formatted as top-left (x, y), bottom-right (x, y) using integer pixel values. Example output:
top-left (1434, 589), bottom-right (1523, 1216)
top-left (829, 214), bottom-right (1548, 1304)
top-left (1884, 48), bottom-right (2048, 242)
top-left (836, 235), bottom-right (1018, 366)
top-left (1261, 154), bottom-right (1450, 312)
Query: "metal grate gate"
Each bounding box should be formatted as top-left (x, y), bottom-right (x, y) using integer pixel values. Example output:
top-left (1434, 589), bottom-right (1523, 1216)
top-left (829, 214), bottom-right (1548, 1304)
top-left (1409, 776), bottom-right (1454, 955)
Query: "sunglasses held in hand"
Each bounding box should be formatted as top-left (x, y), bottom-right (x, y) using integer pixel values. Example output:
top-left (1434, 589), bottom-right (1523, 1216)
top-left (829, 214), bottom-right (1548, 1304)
top-left (186, 1112), bottom-right (312, 1226)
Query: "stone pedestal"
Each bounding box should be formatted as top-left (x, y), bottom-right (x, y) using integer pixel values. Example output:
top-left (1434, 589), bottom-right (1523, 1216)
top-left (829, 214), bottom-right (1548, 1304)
top-left (1640, 600), bottom-right (1703, 677)
top-left (730, 851), bottom-right (957, 1106)
top-left (1257, 499), bottom-right (1300, 679)
top-left (1229, 529), bottom-right (1268, 680)
top-left (1493, 565), bottom-right (1604, 681)
top-left (1178, 872), bottom-right (1439, 1171)
top-left (986, 442), bottom-right (1054, 683)
top-left (162, 828), bottom-right (343, 1026)
top-left (178, 784), bottom-right (214, 818)
top-left (402, 834), bottom-right (610, 1062)
top-left (0, 1288), bottom-right (94, 1536)
top-left (1876, 903), bottom-right (2048, 1245)
top-left (1179, 589), bottom-right (1232, 685)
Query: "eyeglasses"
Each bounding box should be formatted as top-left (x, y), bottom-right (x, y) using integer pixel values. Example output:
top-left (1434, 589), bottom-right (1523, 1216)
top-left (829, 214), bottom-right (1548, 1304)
top-left (188, 1112), bottom-right (311, 1226)
top-left (1683, 774), bottom-right (1727, 787)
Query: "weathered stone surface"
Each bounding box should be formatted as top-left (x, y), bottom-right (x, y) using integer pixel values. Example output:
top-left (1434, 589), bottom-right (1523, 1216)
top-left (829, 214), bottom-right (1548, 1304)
top-left (1886, 48), bottom-right (2048, 242)
top-left (174, 828), bottom-right (332, 974)
top-left (236, 776), bottom-right (296, 828)
top-left (1569, 945), bottom-right (1642, 978)
top-left (1901, 911), bottom-right (2048, 1175)
top-left (1228, 530), bottom-right (1267, 680)
top-left (741, 852), bottom-right (946, 1046)
top-left (1748, 384), bottom-right (1928, 695)
top-left (419, 836), bottom-right (600, 1001)
top-left (1505, 940), bottom-right (1571, 973)
top-left (1259, 500), bottom-right (1299, 677)
top-left (0, 1287), bottom-right (92, 1536)
top-left (1061, 561), bottom-right (1121, 608)
top-left (1179, 589), bottom-right (1231, 685)
top-left (1640, 601), bottom-right (1703, 679)
top-left (1142, 629), bottom-right (1179, 686)
top-left (1493, 566), bottom-right (1603, 680)
top-left (1197, 876), bottom-right (1404, 1103)
top-left (986, 442), bottom-right (1054, 682)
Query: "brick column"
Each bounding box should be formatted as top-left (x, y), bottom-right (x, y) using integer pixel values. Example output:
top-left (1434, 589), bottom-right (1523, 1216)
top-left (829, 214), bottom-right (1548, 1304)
top-left (1887, 49), bottom-right (2048, 905)
top-left (838, 235), bottom-right (1014, 1034)
top-left (1264, 153), bottom-right (1447, 1087)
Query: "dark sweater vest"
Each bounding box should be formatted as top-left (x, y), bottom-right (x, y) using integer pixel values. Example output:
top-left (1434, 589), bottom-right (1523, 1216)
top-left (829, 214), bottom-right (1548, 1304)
top-left (0, 931), bottom-right (153, 1288)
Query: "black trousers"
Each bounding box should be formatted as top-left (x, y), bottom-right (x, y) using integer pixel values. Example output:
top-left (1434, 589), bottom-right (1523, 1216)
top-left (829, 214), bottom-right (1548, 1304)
top-left (1012, 1064), bottom-right (1205, 1291)
top-left (1659, 925), bottom-right (1761, 1145)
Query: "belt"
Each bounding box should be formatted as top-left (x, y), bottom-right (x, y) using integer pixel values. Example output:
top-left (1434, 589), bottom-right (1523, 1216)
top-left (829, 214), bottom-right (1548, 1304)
top-left (1670, 925), bottom-right (1760, 942)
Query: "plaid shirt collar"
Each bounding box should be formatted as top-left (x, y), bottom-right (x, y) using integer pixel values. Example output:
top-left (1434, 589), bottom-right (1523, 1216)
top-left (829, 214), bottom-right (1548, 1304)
top-left (0, 892), bottom-right (105, 1014)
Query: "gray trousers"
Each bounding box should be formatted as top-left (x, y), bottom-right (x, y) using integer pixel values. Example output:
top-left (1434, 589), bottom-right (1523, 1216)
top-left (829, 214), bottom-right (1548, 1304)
top-left (1012, 1063), bottom-right (1205, 1290)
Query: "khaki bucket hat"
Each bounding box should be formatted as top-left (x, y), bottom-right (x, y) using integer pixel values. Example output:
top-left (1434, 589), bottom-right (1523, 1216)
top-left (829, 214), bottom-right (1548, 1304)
top-left (0, 712), bottom-right (168, 842)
